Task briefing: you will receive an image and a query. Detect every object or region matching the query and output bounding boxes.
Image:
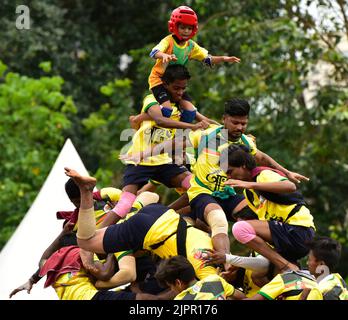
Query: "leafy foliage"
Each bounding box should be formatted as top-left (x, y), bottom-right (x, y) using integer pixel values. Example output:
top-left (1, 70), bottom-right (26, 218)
top-left (0, 60), bottom-right (76, 248)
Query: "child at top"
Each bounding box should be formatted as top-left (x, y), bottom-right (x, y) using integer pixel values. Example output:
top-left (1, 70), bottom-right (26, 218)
top-left (129, 5), bottom-right (240, 130)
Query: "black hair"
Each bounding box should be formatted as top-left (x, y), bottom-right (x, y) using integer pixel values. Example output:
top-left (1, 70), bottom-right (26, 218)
top-left (65, 178), bottom-right (80, 200)
top-left (161, 64), bottom-right (191, 84)
top-left (228, 144), bottom-right (256, 170)
top-left (155, 255), bottom-right (195, 287)
top-left (224, 98), bottom-right (250, 117)
top-left (308, 236), bottom-right (342, 271)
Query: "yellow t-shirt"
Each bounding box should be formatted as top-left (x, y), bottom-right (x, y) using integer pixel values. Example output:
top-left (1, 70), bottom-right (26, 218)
top-left (243, 269), bottom-right (261, 298)
top-left (149, 35), bottom-right (208, 89)
top-left (125, 94), bottom-right (181, 166)
top-left (244, 170), bottom-right (315, 228)
top-left (142, 208), bottom-right (217, 280)
top-left (319, 273), bottom-right (348, 300)
top-left (53, 269), bottom-right (98, 300)
top-left (174, 274), bottom-right (235, 300)
top-left (73, 187), bottom-right (122, 232)
top-left (258, 271), bottom-right (323, 300)
top-left (187, 125), bottom-right (257, 202)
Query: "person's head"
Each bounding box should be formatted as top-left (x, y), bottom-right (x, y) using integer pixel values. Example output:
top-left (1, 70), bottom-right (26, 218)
top-left (65, 178), bottom-right (81, 208)
top-left (223, 98), bottom-right (250, 140)
top-left (168, 6), bottom-right (198, 41)
top-left (307, 236), bottom-right (342, 277)
top-left (227, 144), bottom-right (256, 181)
top-left (162, 65), bottom-right (191, 102)
top-left (155, 256), bottom-right (196, 295)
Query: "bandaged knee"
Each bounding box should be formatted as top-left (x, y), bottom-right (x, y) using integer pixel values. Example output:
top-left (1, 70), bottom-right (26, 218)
top-left (206, 209), bottom-right (228, 237)
top-left (112, 192), bottom-right (136, 218)
top-left (77, 207), bottom-right (96, 240)
top-left (232, 221), bottom-right (256, 244)
top-left (133, 192), bottom-right (160, 210)
top-left (180, 174), bottom-right (192, 190)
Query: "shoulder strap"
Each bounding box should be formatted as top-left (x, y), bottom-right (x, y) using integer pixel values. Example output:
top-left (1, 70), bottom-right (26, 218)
top-left (176, 217), bottom-right (188, 257)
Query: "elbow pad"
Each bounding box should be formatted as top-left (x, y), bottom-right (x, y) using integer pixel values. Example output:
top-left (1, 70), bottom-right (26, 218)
top-left (180, 109), bottom-right (196, 123)
top-left (160, 106), bottom-right (173, 118)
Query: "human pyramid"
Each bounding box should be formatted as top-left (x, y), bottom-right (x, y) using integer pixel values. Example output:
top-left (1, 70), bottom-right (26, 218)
top-left (11, 6), bottom-right (348, 301)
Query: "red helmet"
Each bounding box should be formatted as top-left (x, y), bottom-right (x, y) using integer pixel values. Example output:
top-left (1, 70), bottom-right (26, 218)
top-left (168, 6), bottom-right (198, 41)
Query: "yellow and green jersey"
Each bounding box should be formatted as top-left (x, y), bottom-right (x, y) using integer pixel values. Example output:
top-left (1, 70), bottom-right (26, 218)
top-left (243, 269), bottom-right (261, 298)
top-left (142, 207), bottom-right (216, 280)
top-left (53, 269), bottom-right (98, 300)
top-left (125, 94), bottom-right (181, 166)
top-left (149, 35), bottom-right (208, 89)
top-left (258, 270), bottom-right (323, 300)
top-left (187, 125), bottom-right (257, 202)
top-left (244, 169), bottom-right (315, 228)
top-left (174, 274), bottom-right (235, 300)
top-left (318, 273), bottom-right (348, 300)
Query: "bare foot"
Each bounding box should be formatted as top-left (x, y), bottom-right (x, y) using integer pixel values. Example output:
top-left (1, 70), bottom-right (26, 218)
top-left (64, 167), bottom-right (96, 191)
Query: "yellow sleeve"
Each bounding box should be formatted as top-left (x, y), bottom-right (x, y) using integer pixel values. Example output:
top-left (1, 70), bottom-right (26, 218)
top-left (258, 274), bottom-right (284, 300)
top-left (100, 187), bottom-right (122, 202)
top-left (220, 276), bottom-right (235, 297)
top-left (257, 170), bottom-right (288, 183)
top-left (142, 94), bottom-right (158, 113)
top-left (242, 134), bottom-right (258, 156)
top-left (189, 129), bottom-right (203, 149)
top-left (151, 36), bottom-right (171, 54)
top-left (189, 41), bottom-right (209, 61)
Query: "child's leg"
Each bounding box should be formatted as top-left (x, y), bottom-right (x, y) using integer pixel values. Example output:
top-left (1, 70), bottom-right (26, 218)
top-left (180, 93), bottom-right (197, 123)
top-left (151, 84), bottom-right (173, 117)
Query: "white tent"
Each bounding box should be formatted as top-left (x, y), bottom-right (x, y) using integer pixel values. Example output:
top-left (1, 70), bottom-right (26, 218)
top-left (0, 139), bottom-right (89, 300)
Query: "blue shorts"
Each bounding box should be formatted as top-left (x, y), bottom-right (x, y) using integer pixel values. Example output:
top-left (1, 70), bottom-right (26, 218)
top-left (122, 164), bottom-right (188, 188)
top-left (103, 204), bottom-right (167, 253)
top-left (268, 221), bottom-right (315, 262)
top-left (189, 193), bottom-right (245, 222)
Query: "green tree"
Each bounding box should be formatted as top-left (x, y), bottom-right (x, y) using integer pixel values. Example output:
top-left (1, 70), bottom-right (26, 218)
top-left (0, 60), bottom-right (76, 248)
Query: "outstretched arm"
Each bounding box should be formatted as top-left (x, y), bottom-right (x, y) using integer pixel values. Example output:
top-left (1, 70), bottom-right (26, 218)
top-left (254, 150), bottom-right (309, 183)
top-left (211, 55), bottom-right (241, 64)
top-left (9, 221), bottom-right (75, 298)
top-left (224, 178), bottom-right (297, 194)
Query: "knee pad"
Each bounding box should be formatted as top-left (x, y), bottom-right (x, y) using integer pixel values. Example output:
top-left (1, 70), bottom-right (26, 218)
top-left (112, 192), bottom-right (137, 218)
top-left (77, 207), bottom-right (96, 240)
top-left (180, 174), bottom-right (192, 190)
top-left (206, 209), bottom-right (228, 237)
top-left (180, 109), bottom-right (196, 123)
top-left (232, 221), bottom-right (256, 244)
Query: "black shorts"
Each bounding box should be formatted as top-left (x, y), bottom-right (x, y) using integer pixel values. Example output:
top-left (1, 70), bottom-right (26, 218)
top-left (122, 164), bottom-right (188, 188)
top-left (103, 204), bottom-right (167, 253)
top-left (268, 221), bottom-right (315, 262)
top-left (189, 193), bottom-right (245, 222)
top-left (92, 290), bottom-right (136, 300)
top-left (151, 84), bottom-right (192, 104)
